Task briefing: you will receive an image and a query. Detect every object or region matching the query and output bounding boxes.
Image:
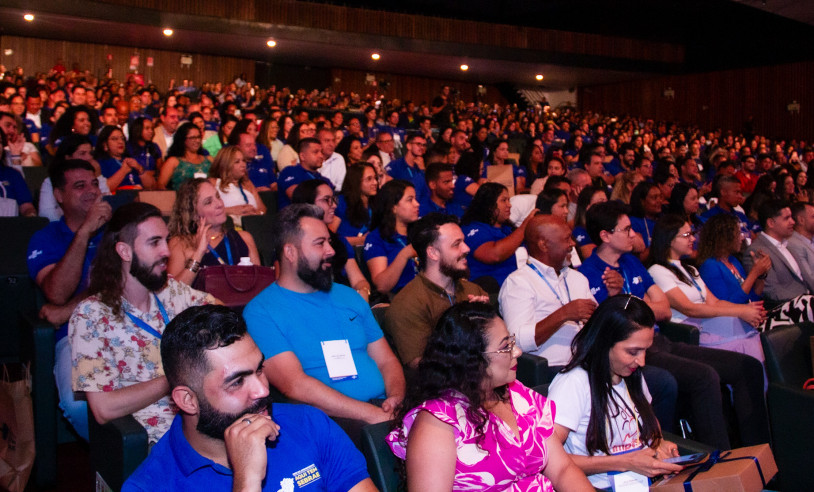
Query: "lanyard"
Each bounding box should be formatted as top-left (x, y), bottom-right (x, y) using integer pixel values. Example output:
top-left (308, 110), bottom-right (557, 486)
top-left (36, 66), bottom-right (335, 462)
top-left (687, 273), bottom-right (707, 302)
top-left (394, 236), bottom-right (418, 274)
top-left (125, 293), bottom-right (168, 339)
top-left (643, 218), bottom-right (652, 245)
top-left (207, 234), bottom-right (233, 265)
top-left (237, 182), bottom-right (249, 204)
top-left (618, 268), bottom-right (631, 295)
top-left (528, 261), bottom-right (571, 306)
top-left (357, 208), bottom-right (372, 236)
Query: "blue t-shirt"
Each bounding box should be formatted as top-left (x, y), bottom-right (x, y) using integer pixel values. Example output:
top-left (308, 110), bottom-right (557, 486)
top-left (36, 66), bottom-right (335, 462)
top-left (246, 143), bottom-right (276, 189)
top-left (701, 205), bottom-right (755, 237)
top-left (698, 256), bottom-right (759, 304)
top-left (572, 225), bottom-right (594, 248)
top-left (629, 216), bottom-right (655, 248)
top-left (452, 174), bottom-right (476, 210)
top-left (418, 196), bottom-right (464, 218)
top-left (461, 221), bottom-right (517, 286)
top-left (0, 166), bottom-right (33, 206)
top-left (363, 229), bottom-right (417, 293)
top-left (244, 283), bottom-right (386, 401)
top-left (98, 157), bottom-right (143, 188)
top-left (277, 165), bottom-right (333, 209)
top-left (335, 195), bottom-right (372, 239)
top-left (27, 218), bottom-right (104, 340)
top-left (127, 142), bottom-right (162, 172)
top-left (481, 162), bottom-right (526, 190)
top-left (385, 157), bottom-right (430, 204)
top-left (578, 251), bottom-right (655, 302)
top-left (122, 405), bottom-right (369, 492)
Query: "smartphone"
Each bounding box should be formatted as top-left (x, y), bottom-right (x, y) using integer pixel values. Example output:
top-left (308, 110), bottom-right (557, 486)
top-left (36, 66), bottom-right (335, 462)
top-left (664, 452), bottom-right (707, 465)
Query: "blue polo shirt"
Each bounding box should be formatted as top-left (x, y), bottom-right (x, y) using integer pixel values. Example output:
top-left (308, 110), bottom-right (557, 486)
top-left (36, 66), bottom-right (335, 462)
top-left (461, 221), bottom-right (517, 286)
top-left (572, 225), bottom-right (593, 248)
top-left (127, 142), bottom-right (162, 172)
top-left (578, 251), bottom-right (654, 302)
top-left (277, 165), bottom-right (333, 209)
top-left (701, 205), bottom-right (755, 236)
top-left (418, 196), bottom-right (464, 218)
top-left (27, 218), bottom-right (104, 340)
top-left (629, 216), bottom-right (655, 248)
top-left (452, 174), bottom-right (476, 210)
top-left (99, 157), bottom-right (143, 189)
top-left (246, 143), bottom-right (276, 189)
top-left (363, 229), bottom-right (417, 293)
top-left (335, 195), bottom-right (372, 239)
top-left (385, 157), bottom-right (430, 204)
top-left (122, 405), bottom-right (369, 492)
top-left (0, 166), bottom-right (33, 206)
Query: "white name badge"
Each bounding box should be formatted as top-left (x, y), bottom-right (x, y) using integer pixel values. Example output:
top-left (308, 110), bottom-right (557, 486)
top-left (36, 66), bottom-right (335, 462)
top-left (609, 470), bottom-right (649, 492)
top-left (321, 339), bottom-right (359, 381)
top-left (193, 172), bottom-right (207, 179)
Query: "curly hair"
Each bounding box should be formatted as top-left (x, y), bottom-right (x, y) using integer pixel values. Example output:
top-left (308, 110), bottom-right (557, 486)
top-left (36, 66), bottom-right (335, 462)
top-left (209, 146), bottom-right (250, 192)
top-left (563, 295), bottom-right (661, 456)
top-left (393, 302), bottom-right (507, 447)
top-left (371, 179), bottom-right (413, 241)
top-left (87, 203), bottom-right (163, 319)
top-left (168, 178), bottom-right (210, 248)
top-left (93, 125), bottom-right (126, 160)
top-left (461, 182), bottom-right (508, 226)
top-left (696, 213), bottom-right (740, 265)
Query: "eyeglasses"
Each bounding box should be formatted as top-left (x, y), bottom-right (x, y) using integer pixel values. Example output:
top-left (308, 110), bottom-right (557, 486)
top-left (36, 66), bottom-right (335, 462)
top-left (483, 335), bottom-right (516, 355)
top-left (676, 231), bottom-right (693, 238)
top-left (318, 195), bottom-right (339, 205)
top-left (611, 225), bottom-right (633, 234)
top-left (187, 135), bottom-right (202, 140)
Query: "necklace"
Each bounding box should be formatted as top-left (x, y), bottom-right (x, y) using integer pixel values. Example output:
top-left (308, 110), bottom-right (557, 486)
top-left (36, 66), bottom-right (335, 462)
top-left (209, 231), bottom-right (224, 241)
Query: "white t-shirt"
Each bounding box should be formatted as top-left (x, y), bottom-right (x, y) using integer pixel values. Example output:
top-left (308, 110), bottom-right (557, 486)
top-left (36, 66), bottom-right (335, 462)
top-left (648, 261), bottom-right (706, 322)
top-left (319, 152), bottom-right (347, 191)
top-left (499, 258), bottom-right (595, 366)
top-left (548, 367), bottom-right (652, 490)
top-left (215, 178), bottom-right (257, 228)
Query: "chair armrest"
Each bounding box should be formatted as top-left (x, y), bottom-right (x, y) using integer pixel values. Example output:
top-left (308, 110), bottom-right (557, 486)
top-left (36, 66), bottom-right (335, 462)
top-left (90, 412), bottom-right (149, 492)
top-left (662, 431), bottom-right (716, 454)
top-left (516, 353), bottom-right (550, 387)
top-left (658, 321), bottom-right (700, 345)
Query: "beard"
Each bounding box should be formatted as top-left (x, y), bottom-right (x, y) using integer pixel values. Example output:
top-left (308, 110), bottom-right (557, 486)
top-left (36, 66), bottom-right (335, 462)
top-left (130, 252), bottom-right (168, 291)
top-left (297, 254), bottom-right (333, 292)
top-left (196, 393), bottom-right (274, 440)
top-left (439, 254), bottom-right (469, 281)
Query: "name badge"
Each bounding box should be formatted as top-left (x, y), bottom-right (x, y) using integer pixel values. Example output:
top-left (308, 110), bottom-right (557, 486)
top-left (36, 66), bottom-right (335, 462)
top-left (609, 471), bottom-right (649, 492)
top-left (321, 339), bottom-right (359, 381)
top-left (194, 172), bottom-right (207, 179)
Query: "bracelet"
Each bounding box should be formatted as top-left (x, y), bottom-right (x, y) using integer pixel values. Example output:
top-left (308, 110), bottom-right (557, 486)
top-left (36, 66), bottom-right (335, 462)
top-left (355, 286), bottom-right (371, 296)
top-left (185, 258), bottom-right (202, 273)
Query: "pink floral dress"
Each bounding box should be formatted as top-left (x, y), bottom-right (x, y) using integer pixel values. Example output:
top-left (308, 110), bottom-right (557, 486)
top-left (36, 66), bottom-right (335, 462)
top-left (387, 380), bottom-right (556, 491)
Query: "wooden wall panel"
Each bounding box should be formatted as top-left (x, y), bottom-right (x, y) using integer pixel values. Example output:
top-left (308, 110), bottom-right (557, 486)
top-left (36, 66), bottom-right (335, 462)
top-left (0, 36), bottom-right (256, 92)
top-left (578, 61), bottom-right (814, 141)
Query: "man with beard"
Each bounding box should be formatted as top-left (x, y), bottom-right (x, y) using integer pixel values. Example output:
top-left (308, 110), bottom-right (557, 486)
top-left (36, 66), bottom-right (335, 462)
top-left (69, 203), bottom-right (216, 445)
top-left (385, 213), bottom-right (487, 367)
top-left (243, 204), bottom-right (405, 426)
top-left (123, 305), bottom-right (375, 492)
top-left (418, 163), bottom-right (463, 217)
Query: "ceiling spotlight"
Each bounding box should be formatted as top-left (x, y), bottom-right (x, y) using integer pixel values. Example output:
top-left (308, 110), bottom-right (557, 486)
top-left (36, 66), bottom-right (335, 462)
top-left (535, 74), bottom-right (544, 81)
top-left (371, 53), bottom-right (380, 60)
top-left (23, 14), bottom-right (34, 22)
top-left (460, 64), bottom-right (469, 71)
top-left (267, 40), bottom-right (277, 48)
top-left (163, 28), bottom-right (174, 37)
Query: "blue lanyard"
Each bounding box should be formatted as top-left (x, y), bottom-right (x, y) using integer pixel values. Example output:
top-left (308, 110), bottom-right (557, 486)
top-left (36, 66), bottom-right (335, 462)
top-left (357, 208), bottom-right (373, 236)
top-left (394, 236), bottom-right (418, 274)
top-left (621, 269), bottom-right (631, 295)
top-left (686, 272), bottom-right (707, 302)
top-left (237, 182), bottom-right (249, 204)
top-left (125, 293), bottom-right (168, 339)
top-left (528, 261), bottom-right (571, 306)
top-left (207, 235), bottom-right (233, 265)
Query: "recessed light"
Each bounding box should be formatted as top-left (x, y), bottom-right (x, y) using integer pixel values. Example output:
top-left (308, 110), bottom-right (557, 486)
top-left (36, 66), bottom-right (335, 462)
top-left (267, 40), bottom-right (277, 48)
top-left (460, 64), bottom-right (469, 71)
top-left (163, 28), bottom-right (174, 37)
top-left (371, 53), bottom-right (380, 60)
top-left (536, 74), bottom-right (544, 81)
top-left (23, 14), bottom-right (34, 22)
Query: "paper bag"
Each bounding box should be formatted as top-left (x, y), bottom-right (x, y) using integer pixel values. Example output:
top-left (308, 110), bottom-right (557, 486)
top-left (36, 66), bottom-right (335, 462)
top-left (487, 164), bottom-right (515, 196)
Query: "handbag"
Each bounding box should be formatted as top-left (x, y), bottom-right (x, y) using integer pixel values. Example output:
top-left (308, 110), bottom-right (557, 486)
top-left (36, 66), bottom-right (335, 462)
top-left (0, 364), bottom-right (35, 492)
top-left (192, 265), bottom-right (276, 308)
top-left (0, 181), bottom-right (19, 217)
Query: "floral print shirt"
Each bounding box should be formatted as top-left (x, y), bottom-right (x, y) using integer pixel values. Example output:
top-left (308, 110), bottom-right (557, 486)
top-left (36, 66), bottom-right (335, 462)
top-left (70, 278), bottom-right (215, 444)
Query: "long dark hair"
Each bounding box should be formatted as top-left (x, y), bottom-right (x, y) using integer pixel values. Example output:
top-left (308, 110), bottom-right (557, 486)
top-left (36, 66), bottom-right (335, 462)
top-left (629, 181), bottom-right (657, 219)
top-left (575, 186), bottom-right (608, 228)
top-left (461, 182), bottom-right (508, 226)
top-left (372, 179), bottom-right (412, 241)
top-left (343, 163), bottom-right (376, 228)
top-left (394, 302), bottom-right (507, 444)
top-left (648, 213), bottom-right (698, 286)
top-left (455, 151), bottom-right (483, 182)
top-left (167, 122), bottom-right (204, 158)
top-left (563, 295), bottom-right (661, 455)
top-left (93, 125), bottom-right (127, 160)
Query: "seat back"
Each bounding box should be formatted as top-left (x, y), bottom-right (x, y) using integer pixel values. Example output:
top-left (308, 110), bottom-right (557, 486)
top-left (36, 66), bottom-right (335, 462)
top-left (241, 214), bottom-right (277, 266)
top-left (136, 190), bottom-right (176, 216)
top-left (761, 323), bottom-right (814, 387)
top-left (0, 216), bottom-right (49, 276)
top-left (23, 166), bottom-right (49, 207)
top-left (103, 189), bottom-right (139, 213)
top-left (257, 190), bottom-right (278, 216)
top-left (361, 421), bottom-right (401, 492)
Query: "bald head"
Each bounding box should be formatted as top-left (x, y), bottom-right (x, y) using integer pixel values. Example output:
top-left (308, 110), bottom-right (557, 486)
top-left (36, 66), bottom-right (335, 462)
top-left (525, 214), bottom-right (574, 267)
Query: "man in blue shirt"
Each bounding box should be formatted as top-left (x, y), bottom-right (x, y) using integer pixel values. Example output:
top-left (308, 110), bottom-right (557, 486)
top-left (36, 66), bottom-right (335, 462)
top-left (419, 162), bottom-right (464, 217)
top-left (123, 305), bottom-right (375, 492)
top-left (277, 138), bottom-right (333, 209)
top-left (386, 134), bottom-right (430, 204)
top-left (236, 131), bottom-right (276, 192)
top-left (26, 159), bottom-right (112, 440)
top-left (244, 204), bottom-right (405, 427)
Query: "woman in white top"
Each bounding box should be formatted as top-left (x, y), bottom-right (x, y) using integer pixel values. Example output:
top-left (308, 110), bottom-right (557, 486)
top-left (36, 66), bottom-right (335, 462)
top-left (646, 214), bottom-right (766, 362)
top-left (548, 295), bottom-right (683, 490)
top-left (208, 146), bottom-right (265, 228)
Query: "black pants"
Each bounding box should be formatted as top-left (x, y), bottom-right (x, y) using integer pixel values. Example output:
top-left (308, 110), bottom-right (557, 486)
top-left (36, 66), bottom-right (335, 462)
top-left (647, 334), bottom-right (770, 449)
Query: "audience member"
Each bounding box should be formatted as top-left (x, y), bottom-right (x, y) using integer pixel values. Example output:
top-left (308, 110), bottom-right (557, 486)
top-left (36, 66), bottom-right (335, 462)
top-left (276, 137), bottom-right (332, 209)
top-left (208, 145), bottom-right (266, 226)
top-left (158, 122), bottom-right (211, 190)
top-left (336, 162), bottom-right (377, 246)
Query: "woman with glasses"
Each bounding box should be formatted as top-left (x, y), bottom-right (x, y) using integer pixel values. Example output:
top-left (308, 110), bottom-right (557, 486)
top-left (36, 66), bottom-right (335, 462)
top-left (388, 302), bottom-right (593, 492)
top-left (94, 125), bottom-right (147, 193)
top-left (336, 162), bottom-right (377, 246)
top-left (158, 122), bottom-right (211, 190)
top-left (548, 295), bottom-right (683, 490)
top-left (292, 179), bottom-right (371, 302)
top-left (646, 214), bottom-right (765, 361)
top-left (207, 146), bottom-right (266, 228)
top-left (168, 178), bottom-right (260, 286)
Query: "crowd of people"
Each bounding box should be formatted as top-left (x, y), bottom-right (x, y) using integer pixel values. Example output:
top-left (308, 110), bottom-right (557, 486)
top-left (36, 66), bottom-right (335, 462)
top-left (3, 61), bottom-right (813, 490)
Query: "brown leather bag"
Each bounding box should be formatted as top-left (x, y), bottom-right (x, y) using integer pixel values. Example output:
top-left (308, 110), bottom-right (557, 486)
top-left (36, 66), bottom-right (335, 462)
top-left (192, 265), bottom-right (275, 308)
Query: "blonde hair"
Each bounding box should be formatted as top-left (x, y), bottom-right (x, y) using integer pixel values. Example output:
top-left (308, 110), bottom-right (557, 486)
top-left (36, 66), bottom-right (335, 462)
top-left (168, 178), bottom-right (209, 248)
top-left (610, 170), bottom-right (640, 204)
top-left (209, 146), bottom-right (250, 193)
